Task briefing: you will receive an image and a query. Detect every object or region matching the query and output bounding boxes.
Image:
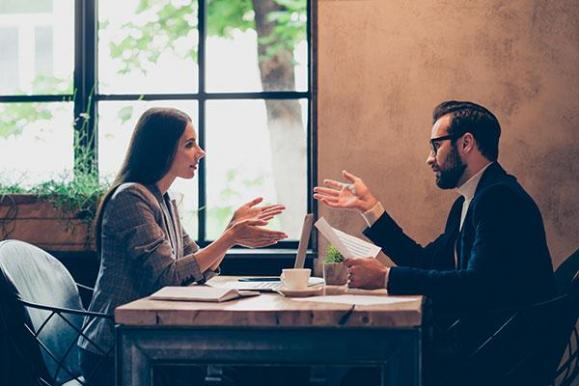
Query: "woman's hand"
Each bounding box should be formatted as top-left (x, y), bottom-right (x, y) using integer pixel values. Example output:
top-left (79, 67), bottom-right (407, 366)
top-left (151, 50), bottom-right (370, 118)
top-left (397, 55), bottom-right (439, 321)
top-left (313, 170), bottom-right (378, 212)
top-left (227, 218), bottom-right (288, 248)
top-left (228, 197), bottom-right (285, 229)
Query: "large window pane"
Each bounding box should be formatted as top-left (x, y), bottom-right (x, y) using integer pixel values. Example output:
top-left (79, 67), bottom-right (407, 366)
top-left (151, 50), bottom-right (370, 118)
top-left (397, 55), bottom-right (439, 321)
top-left (205, 99), bottom-right (307, 240)
top-left (206, 1), bottom-right (308, 92)
top-left (0, 27), bottom-right (18, 92)
top-left (98, 100), bottom-right (199, 237)
top-left (98, 0), bottom-right (198, 94)
top-left (0, 1), bottom-right (73, 95)
top-left (0, 102), bottom-right (74, 187)
top-left (0, 1), bottom-right (52, 13)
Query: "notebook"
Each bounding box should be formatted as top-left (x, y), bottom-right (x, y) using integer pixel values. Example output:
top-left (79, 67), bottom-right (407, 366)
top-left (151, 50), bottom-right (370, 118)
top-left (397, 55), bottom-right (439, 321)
top-left (210, 214), bottom-right (325, 292)
top-left (150, 286), bottom-right (260, 303)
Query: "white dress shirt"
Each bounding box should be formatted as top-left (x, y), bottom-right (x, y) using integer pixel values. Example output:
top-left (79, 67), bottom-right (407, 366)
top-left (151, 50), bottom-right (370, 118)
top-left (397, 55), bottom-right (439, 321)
top-left (456, 162), bottom-right (492, 230)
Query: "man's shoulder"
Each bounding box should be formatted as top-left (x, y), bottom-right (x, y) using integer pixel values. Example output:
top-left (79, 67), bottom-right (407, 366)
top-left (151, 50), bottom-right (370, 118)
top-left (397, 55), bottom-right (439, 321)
top-left (473, 172), bottom-right (539, 215)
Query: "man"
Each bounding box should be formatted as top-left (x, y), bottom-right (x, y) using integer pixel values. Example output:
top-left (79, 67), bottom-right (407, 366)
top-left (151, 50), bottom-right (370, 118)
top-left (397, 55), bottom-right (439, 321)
top-left (314, 100), bottom-right (556, 385)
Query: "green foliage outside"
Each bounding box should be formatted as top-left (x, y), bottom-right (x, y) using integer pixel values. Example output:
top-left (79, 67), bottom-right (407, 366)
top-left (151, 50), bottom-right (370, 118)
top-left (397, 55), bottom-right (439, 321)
top-left (0, 103), bottom-right (52, 138)
top-left (0, 74), bottom-right (72, 138)
top-left (206, 168), bottom-right (276, 238)
top-left (0, 0), bottom-right (307, 237)
top-left (0, 118), bottom-right (108, 221)
top-left (324, 245), bottom-right (344, 264)
top-left (109, 0), bottom-right (306, 73)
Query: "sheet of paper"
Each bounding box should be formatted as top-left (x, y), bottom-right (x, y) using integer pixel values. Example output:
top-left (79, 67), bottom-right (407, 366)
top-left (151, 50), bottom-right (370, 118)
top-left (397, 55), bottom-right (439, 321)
top-left (292, 295), bottom-right (419, 306)
top-left (315, 217), bottom-right (381, 259)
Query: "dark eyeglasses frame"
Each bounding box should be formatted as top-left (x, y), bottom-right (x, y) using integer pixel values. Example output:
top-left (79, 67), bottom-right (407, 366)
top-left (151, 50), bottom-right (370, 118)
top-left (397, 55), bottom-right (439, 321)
top-left (429, 132), bottom-right (468, 155)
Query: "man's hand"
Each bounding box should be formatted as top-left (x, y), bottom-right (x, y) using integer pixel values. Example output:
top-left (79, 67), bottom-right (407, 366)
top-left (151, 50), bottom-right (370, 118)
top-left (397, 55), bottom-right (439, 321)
top-left (313, 170), bottom-right (378, 212)
top-left (344, 258), bottom-right (389, 289)
top-left (228, 197), bottom-right (285, 229)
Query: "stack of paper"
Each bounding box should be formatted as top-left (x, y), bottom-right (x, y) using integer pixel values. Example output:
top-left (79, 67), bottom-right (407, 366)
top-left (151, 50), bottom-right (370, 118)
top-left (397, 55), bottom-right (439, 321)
top-left (315, 217), bottom-right (381, 259)
top-left (150, 286), bottom-right (260, 303)
top-left (292, 295), bottom-right (419, 306)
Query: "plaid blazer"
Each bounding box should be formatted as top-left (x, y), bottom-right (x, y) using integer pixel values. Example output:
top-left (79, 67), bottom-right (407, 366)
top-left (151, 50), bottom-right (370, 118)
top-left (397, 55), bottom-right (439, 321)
top-left (78, 182), bottom-right (216, 355)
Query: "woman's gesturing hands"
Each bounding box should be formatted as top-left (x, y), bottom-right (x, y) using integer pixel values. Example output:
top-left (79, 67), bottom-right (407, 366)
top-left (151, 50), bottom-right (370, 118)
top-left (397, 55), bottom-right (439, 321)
top-left (313, 170), bottom-right (378, 212)
top-left (226, 197), bottom-right (287, 248)
top-left (228, 218), bottom-right (287, 248)
top-left (228, 197), bottom-right (285, 226)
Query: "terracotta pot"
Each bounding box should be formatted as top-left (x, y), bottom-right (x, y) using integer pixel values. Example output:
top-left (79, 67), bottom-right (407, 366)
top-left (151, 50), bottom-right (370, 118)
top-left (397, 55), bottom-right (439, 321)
top-left (0, 194), bottom-right (96, 251)
top-left (323, 262), bottom-right (348, 285)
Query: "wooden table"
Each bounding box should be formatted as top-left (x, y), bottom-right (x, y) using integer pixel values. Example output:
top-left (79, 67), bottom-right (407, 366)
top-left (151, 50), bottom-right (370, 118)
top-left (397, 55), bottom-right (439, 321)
top-left (115, 276), bottom-right (425, 386)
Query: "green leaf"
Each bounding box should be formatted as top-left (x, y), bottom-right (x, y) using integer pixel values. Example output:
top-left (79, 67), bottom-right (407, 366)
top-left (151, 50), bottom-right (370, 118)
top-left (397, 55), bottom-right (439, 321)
top-left (324, 245), bottom-right (344, 263)
top-left (117, 106), bottom-right (134, 124)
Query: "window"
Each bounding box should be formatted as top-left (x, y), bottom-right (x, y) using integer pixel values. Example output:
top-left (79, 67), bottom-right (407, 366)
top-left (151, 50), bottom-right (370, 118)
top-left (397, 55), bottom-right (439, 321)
top-left (0, 1), bottom-right (74, 185)
top-left (0, 0), bottom-right (316, 250)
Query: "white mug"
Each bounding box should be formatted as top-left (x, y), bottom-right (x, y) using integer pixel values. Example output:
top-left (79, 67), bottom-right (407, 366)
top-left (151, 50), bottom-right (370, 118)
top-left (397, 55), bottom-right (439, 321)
top-left (280, 268), bottom-right (311, 290)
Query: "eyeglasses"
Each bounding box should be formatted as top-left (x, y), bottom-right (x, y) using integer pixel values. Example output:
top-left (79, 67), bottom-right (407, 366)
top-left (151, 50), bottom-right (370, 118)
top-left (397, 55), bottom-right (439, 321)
top-left (429, 133), bottom-right (466, 155)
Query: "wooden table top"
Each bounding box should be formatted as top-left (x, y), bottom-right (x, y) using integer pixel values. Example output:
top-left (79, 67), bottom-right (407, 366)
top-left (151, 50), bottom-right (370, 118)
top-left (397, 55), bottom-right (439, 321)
top-left (115, 276), bottom-right (423, 328)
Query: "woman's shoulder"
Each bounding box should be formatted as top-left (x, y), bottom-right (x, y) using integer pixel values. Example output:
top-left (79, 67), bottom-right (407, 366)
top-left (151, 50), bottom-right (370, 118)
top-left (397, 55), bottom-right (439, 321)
top-left (102, 183), bottom-right (162, 229)
top-left (108, 183), bottom-right (160, 209)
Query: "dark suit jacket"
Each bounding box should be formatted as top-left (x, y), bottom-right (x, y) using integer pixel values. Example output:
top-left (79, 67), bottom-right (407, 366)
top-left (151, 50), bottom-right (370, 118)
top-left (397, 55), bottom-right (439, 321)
top-left (364, 162), bottom-right (556, 310)
top-left (364, 163), bottom-right (557, 384)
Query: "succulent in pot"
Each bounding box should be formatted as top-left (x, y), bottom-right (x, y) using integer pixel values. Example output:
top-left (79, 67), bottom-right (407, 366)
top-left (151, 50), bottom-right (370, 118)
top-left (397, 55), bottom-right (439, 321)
top-left (323, 245), bottom-right (348, 286)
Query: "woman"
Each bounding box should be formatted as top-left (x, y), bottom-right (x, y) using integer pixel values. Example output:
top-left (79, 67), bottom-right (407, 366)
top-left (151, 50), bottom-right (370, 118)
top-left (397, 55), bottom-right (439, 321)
top-left (77, 107), bottom-right (286, 385)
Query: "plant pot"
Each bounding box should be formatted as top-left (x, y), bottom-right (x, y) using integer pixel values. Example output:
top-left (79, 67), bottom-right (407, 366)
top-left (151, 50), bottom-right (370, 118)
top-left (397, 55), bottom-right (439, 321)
top-left (323, 262), bottom-right (348, 286)
top-left (0, 194), bottom-right (96, 252)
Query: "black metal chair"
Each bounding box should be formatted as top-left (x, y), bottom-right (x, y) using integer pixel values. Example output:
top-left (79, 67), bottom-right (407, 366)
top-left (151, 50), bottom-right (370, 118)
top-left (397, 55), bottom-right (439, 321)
top-left (434, 251), bottom-right (579, 386)
top-left (555, 249), bottom-right (579, 294)
top-left (0, 239), bottom-right (112, 386)
top-left (552, 248), bottom-right (579, 386)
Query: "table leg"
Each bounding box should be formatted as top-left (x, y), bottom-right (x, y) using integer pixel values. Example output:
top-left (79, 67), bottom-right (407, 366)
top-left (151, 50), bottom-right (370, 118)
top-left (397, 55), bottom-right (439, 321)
top-left (117, 328), bottom-right (152, 386)
top-left (383, 329), bottom-right (421, 386)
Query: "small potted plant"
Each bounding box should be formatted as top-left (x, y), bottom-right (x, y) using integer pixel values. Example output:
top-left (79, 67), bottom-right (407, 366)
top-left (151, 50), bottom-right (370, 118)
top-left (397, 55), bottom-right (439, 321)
top-left (323, 245), bottom-right (348, 286)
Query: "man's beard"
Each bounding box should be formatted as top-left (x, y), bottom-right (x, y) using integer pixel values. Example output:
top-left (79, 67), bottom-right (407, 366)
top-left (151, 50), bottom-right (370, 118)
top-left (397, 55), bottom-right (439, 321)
top-left (435, 145), bottom-right (466, 189)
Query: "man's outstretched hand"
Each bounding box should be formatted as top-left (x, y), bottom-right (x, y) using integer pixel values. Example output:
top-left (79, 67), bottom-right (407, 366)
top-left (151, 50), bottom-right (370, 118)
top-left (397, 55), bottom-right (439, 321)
top-left (313, 170), bottom-right (378, 212)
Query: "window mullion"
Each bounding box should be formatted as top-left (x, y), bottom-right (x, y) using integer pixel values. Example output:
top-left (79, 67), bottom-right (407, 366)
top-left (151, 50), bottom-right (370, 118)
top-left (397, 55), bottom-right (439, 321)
top-left (73, 0), bottom-right (97, 176)
top-left (308, 0), bottom-right (318, 251)
top-left (197, 0), bottom-right (207, 243)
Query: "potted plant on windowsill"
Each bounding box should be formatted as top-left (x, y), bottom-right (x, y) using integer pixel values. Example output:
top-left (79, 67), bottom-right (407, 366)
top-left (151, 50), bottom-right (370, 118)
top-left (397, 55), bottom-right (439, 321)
top-left (0, 173), bottom-right (107, 252)
top-left (323, 245), bottom-right (348, 286)
top-left (0, 103), bottom-right (111, 252)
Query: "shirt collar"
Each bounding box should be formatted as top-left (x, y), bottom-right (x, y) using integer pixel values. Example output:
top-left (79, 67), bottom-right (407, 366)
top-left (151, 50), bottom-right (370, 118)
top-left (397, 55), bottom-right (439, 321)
top-left (145, 183), bottom-right (169, 203)
top-left (457, 162), bottom-right (493, 200)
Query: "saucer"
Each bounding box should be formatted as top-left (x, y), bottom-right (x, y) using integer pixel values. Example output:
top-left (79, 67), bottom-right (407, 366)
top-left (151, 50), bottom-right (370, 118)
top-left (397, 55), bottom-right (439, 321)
top-left (276, 286), bottom-right (324, 298)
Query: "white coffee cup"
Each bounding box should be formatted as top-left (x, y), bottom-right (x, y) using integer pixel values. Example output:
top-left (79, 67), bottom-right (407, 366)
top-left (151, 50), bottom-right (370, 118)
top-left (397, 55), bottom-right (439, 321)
top-left (280, 268), bottom-right (311, 290)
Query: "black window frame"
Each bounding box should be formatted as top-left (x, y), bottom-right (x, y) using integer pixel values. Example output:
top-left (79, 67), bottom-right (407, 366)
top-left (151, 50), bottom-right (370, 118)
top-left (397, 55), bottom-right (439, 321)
top-left (0, 0), bottom-right (318, 259)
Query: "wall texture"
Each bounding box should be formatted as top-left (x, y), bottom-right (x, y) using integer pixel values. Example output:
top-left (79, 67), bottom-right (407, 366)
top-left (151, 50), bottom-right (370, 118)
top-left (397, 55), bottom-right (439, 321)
top-left (317, 0), bottom-right (579, 268)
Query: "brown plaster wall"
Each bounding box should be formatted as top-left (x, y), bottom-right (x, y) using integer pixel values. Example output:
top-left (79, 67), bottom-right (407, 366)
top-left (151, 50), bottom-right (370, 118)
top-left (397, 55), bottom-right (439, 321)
top-left (317, 0), bottom-right (579, 267)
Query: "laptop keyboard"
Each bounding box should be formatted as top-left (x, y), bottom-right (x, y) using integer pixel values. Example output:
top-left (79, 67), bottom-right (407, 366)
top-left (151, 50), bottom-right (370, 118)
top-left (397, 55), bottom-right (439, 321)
top-left (247, 282), bottom-right (283, 291)
top-left (212, 277), bottom-right (326, 292)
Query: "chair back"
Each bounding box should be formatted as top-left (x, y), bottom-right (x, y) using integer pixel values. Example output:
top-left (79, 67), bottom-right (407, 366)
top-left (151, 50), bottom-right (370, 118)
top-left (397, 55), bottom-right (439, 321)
top-left (555, 248), bottom-right (579, 294)
top-left (0, 240), bottom-right (84, 385)
top-left (551, 271), bottom-right (579, 386)
top-left (460, 270), bottom-right (579, 386)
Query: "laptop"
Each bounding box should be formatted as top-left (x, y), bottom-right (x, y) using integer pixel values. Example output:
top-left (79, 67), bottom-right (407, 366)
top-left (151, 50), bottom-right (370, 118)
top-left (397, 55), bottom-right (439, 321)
top-left (216, 213), bottom-right (324, 292)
